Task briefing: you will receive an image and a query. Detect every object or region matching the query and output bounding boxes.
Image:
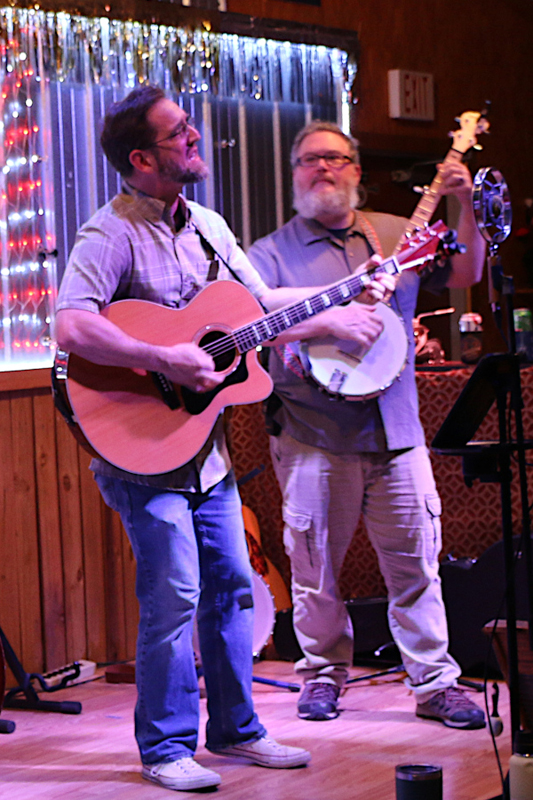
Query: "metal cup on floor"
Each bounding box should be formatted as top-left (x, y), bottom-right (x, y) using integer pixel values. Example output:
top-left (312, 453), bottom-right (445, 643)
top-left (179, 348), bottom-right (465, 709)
top-left (395, 764), bottom-right (443, 800)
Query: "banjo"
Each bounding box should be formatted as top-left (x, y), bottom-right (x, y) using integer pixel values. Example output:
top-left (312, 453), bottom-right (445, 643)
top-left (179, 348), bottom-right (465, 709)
top-left (302, 110), bottom-right (489, 400)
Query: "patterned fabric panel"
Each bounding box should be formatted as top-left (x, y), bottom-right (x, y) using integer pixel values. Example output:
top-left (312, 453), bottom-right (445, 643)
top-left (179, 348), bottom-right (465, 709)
top-left (230, 366), bottom-right (533, 600)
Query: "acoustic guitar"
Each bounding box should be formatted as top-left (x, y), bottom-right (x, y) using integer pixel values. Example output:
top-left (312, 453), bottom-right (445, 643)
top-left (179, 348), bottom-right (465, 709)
top-left (243, 504), bottom-right (291, 612)
top-left (53, 223), bottom-right (449, 475)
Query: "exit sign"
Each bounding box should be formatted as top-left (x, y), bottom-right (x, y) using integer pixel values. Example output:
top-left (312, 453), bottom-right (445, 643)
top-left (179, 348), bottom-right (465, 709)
top-left (388, 69), bottom-right (435, 121)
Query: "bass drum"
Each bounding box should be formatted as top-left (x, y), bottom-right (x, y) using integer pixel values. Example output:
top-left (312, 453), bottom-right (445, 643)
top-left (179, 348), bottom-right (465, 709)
top-left (193, 571), bottom-right (276, 660)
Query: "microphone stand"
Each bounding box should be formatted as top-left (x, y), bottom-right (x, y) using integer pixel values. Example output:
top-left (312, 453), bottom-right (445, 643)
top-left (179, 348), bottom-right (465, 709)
top-left (474, 170), bottom-right (533, 738)
top-left (434, 168), bottom-right (533, 800)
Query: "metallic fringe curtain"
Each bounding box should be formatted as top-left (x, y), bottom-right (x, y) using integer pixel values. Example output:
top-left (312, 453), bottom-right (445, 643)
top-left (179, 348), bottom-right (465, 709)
top-left (0, 7), bottom-right (356, 102)
top-left (0, 6), bottom-right (355, 370)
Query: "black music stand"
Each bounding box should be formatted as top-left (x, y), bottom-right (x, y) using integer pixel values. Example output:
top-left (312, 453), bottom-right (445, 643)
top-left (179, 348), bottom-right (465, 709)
top-left (0, 626), bottom-right (82, 720)
top-left (432, 352), bottom-right (533, 748)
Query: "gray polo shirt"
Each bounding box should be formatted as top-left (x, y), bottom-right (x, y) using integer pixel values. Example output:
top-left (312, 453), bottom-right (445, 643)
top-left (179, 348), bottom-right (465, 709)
top-left (248, 211), bottom-right (450, 454)
top-left (57, 185), bottom-right (268, 490)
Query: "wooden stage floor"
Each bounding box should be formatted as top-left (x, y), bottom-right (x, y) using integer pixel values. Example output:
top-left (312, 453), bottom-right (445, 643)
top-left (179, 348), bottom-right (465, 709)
top-left (0, 661), bottom-right (511, 800)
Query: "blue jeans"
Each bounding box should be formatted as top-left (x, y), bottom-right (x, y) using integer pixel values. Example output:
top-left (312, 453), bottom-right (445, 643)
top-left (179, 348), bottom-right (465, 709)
top-left (95, 471), bottom-right (265, 765)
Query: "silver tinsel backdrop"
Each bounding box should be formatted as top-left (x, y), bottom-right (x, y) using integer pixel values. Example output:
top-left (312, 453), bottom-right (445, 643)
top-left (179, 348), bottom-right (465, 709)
top-left (0, 6), bottom-right (354, 368)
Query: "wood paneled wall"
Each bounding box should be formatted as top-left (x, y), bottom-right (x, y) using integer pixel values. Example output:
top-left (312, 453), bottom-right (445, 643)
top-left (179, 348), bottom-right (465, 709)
top-left (0, 371), bottom-right (138, 683)
top-left (227, 0), bottom-right (533, 349)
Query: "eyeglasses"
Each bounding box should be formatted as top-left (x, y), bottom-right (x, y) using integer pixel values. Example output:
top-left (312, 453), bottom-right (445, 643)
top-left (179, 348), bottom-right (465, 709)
top-left (148, 115), bottom-right (196, 148)
top-left (294, 153), bottom-right (355, 169)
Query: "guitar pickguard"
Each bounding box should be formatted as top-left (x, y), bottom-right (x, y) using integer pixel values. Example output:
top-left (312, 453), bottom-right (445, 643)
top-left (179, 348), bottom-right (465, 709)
top-left (181, 355), bottom-right (249, 415)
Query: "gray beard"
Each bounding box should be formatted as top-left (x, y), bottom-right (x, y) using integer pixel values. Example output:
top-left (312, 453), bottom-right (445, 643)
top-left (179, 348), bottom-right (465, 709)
top-left (293, 185), bottom-right (359, 220)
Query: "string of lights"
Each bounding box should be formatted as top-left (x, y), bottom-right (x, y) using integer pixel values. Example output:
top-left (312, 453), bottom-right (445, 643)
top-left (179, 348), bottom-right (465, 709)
top-left (0, 6), bottom-right (355, 370)
top-left (0, 8), bottom-right (56, 369)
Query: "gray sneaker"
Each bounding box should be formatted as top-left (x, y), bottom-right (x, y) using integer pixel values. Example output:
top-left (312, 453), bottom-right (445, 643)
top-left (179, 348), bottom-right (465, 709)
top-left (142, 757), bottom-right (221, 790)
top-left (416, 687), bottom-right (486, 729)
top-left (297, 682), bottom-right (340, 721)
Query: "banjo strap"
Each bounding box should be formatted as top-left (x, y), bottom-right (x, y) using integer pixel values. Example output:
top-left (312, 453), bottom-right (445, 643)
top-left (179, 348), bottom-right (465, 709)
top-left (355, 211), bottom-right (384, 259)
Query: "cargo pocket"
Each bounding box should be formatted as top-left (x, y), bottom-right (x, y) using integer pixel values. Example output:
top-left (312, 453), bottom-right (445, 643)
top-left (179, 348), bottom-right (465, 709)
top-left (282, 506), bottom-right (323, 591)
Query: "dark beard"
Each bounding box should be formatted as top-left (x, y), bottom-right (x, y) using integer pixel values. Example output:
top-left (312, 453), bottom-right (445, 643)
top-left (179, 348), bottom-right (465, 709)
top-left (155, 153), bottom-right (209, 184)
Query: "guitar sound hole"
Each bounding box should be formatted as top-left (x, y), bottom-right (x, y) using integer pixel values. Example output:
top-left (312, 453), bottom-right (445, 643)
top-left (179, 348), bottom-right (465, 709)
top-left (200, 330), bottom-right (236, 372)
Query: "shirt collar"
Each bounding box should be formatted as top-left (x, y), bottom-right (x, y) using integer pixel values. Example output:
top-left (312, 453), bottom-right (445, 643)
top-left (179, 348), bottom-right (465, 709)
top-left (121, 182), bottom-right (191, 230)
top-left (296, 211), bottom-right (365, 245)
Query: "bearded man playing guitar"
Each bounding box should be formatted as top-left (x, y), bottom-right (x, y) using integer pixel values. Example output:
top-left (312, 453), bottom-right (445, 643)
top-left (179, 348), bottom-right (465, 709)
top-left (54, 88), bottom-right (394, 792)
top-left (248, 120), bottom-right (487, 728)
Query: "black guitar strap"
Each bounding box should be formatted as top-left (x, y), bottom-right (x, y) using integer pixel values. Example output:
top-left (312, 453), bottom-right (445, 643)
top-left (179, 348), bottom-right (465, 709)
top-left (190, 218), bottom-right (269, 312)
top-left (175, 199), bottom-right (220, 283)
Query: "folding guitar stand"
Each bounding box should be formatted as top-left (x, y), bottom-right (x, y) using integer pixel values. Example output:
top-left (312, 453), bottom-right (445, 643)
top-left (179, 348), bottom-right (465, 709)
top-left (0, 625), bottom-right (82, 730)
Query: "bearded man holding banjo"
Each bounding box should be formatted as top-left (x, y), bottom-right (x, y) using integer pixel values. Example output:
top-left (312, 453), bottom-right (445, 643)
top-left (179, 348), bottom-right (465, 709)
top-left (248, 119), bottom-right (487, 728)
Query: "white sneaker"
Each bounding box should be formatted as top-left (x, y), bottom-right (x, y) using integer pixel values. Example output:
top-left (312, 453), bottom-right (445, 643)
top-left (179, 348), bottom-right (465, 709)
top-left (211, 734), bottom-right (311, 768)
top-left (142, 757), bottom-right (221, 791)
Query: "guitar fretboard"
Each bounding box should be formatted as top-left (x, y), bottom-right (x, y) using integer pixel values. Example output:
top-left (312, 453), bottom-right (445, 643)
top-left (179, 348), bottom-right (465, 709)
top-left (203, 256), bottom-right (398, 360)
top-left (201, 220), bottom-right (444, 364)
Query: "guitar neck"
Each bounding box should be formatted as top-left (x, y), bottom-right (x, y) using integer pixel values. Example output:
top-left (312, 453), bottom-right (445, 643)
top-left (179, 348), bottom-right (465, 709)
top-left (232, 258), bottom-right (398, 354)
top-left (392, 148), bottom-right (464, 256)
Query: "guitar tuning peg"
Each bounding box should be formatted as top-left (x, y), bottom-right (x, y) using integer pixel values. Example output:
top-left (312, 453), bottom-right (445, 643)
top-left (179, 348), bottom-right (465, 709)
top-left (473, 144), bottom-right (483, 150)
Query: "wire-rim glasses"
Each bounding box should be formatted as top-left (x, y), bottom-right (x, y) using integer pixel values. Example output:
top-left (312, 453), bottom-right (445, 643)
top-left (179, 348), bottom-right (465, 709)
top-left (148, 115), bottom-right (196, 149)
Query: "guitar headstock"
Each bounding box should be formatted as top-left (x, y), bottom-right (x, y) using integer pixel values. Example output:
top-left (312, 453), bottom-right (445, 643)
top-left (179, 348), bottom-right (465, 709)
top-left (449, 110), bottom-right (490, 154)
top-left (395, 220), bottom-right (459, 275)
